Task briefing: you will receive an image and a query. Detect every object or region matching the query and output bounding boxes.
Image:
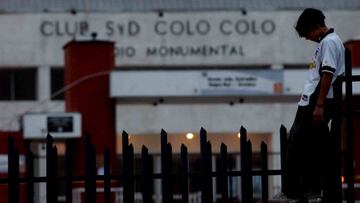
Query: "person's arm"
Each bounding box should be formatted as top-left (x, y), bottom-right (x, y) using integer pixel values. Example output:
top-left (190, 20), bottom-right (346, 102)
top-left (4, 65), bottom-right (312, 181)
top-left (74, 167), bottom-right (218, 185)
top-left (313, 72), bottom-right (333, 123)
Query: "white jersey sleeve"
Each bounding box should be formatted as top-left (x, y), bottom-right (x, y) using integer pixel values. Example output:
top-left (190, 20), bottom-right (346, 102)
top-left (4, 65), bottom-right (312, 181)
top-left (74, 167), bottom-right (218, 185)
top-left (320, 39), bottom-right (338, 74)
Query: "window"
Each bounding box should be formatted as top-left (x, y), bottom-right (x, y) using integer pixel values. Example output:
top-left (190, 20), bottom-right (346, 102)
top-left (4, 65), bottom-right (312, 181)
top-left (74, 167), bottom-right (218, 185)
top-left (51, 68), bottom-right (64, 100)
top-left (0, 68), bottom-right (37, 100)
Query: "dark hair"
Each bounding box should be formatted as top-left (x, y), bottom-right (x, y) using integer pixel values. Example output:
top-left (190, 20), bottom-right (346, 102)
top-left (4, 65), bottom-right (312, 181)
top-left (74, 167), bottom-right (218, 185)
top-left (295, 8), bottom-right (326, 37)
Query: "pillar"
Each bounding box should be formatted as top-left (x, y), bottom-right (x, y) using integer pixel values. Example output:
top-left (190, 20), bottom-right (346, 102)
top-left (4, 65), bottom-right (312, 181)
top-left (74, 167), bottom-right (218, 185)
top-left (63, 40), bottom-right (116, 176)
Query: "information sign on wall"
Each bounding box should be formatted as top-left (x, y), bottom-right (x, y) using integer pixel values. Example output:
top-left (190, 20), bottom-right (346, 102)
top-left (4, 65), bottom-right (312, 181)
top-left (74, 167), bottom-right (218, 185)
top-left (110, 70), bottom-right (283, 97)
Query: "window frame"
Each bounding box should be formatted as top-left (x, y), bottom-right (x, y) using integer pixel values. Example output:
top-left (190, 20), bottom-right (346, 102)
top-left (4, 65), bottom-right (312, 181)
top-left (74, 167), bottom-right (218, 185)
top-left (0, 68), bottom-right (37, 101)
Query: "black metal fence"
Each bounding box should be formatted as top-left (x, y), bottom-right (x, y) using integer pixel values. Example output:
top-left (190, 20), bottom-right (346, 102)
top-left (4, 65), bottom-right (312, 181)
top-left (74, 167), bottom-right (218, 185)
top-left (334, 47), bottom-right (360, 203)
top-left (0, 48), bottom-right (358, 203)
top-left (0, 125), bottom-right (287, 203)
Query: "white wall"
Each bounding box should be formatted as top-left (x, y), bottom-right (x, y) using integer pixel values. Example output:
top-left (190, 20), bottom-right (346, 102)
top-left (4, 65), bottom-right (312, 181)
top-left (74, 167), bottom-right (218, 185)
top-left (0, 101), bottom-right (64, 131)
top-left (0, 11), bottom-right (359, 66)
top-left (116, 103), bottom-right (297, 150)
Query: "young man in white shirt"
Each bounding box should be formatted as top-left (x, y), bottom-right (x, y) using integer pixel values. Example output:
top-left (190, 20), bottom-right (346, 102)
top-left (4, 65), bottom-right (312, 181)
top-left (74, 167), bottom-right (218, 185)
top-left (281, 8), bottom-right (345, 203)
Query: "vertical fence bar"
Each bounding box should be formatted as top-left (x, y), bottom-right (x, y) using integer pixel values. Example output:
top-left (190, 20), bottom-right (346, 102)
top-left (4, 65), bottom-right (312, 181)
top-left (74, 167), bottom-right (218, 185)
top-left (122, 131), bottom-right (134, 203)
top-left (180, 144), bottom-right (189, 203)
top-left (161, 129), bottom-right (168, 203)
top-left (104, 148), bottom-right (111, 203)
top-left (26, 149), bottom-right (34, 203)
top-left (161, 129), bottom-right (172, 203)
top-left (46, 135), bottom-right (53, 203)
top-left (53, 146), bottom-right (59, 203)
top-left (8, 136), bottom-right (19, 203)
top-left (47, 134), bottom-right (58, 203)
top-left (200, 128), bottom-right (206, 203)
top-left (240, 126), bottom-right (251, 203)
top-left (200, 127), bottom-right (211, 203)
top-left (247, 140), bottom-right (254, 202)
top-left (220, 143), bottom-right (229, 203)
top-left (129, 144), bottom-right (135, 203)
top-left (330, 77), bottom-right (343, 202)
top-left (344, 47), bottom-right (354, 203)
top-left (122, 131), bottom-right (129, 202)
top-left (65, 141), bottom-right (73, 203)
top-left (167, 143), bottom-right (174, 202)
top-left (207, 141), bottom-right (213, 202)
top-left (261, 142), bottom-right (268, 203)
top-left (85, 136), bottom-right (96, 203)
top-left (280, 125), bottom-right (287, 193)
top-left (228, 154), bottom-right (234, 199)
top-left (141, 146), bottom-right (152, 203)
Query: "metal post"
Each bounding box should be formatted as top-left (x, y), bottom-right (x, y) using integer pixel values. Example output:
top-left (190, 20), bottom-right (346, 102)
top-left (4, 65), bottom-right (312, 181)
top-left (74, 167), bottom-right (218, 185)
top-left (220, 143), bottom-right (229, 203)
top-left (167, 143), bottom-right (174, 202)
top-left (207, 141), bottom-right (213, 202)
top-left (344, 47), bottom-right (355, 203)
top-left (65, 141), bottom-right (73, 203)
top-left (261, 142), bottom-right (269, 203)
top-left (161, 129), bottom-right (172, 203)
top-left (247, 140), bottom-right (254, 202)
top-left (327, 76), bottom-right (343, 202)
top-left (141, 146), bottom-right (152, 203)
top-left (8, 136), bottom-right (19, 203)
top-left (181, 144), bottom-right (189, 203)
top-left (46, 134), bottom-right (58, 203)
top-left (240, 126), bottom-right (250, 203)
top-left (122, 131), bottom-right (134, 203)
top-left (200, 127), bottom-right (211, 203)
top-left (85, 136), bottom-right (96, 203)
top-left (279, 125), bottom-right (287, 193)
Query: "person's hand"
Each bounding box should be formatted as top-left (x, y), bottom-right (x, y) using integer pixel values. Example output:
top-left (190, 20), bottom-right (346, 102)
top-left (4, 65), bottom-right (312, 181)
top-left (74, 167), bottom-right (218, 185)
top-left (313, 105), bottom-right (324, 123)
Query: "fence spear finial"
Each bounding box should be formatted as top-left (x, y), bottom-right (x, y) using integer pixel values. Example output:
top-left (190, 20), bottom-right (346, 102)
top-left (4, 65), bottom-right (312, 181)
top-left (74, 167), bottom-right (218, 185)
top-left (161, 128), bottom-right (167, 135)
top-left (200, 127), bottom-right (206, 134)
top-left (122, 130), bottom-right (129, 146)
top-left (240, 126), bottom-right (247, 141)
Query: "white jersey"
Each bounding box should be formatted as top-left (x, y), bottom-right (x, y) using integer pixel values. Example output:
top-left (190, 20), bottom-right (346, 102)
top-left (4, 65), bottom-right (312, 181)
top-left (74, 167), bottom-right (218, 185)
top-left (298, 29), bottom-right (345, 106)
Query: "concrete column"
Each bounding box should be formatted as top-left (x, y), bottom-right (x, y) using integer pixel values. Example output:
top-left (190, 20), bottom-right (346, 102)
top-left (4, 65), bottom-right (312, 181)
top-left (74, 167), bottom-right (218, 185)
top-left (212, 155), bottom-right (217, 202)
top-left (37, 66), bottom-right (50, 101)
top-left (270, 130), bottom-right (282, 198)
top-left (36, 66), bottom-right (53, 113)
top-left (63, 40), bottom-right (116, 175)
top-left (236, 154), bottom-right (241, 200)
top-left (31, 143), bottom-right (47, 203)
top-left (153, 155), bottom-right (161, 203)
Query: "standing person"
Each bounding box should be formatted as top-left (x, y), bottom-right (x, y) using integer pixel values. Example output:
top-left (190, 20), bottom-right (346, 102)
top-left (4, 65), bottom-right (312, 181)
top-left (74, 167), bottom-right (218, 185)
top-left (278, 8), bottom-right (345, 203)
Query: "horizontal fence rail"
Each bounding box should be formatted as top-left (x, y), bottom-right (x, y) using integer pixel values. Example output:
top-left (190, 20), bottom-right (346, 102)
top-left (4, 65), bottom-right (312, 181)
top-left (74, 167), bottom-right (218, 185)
top-left (0, 125), bottom-right (287, 203)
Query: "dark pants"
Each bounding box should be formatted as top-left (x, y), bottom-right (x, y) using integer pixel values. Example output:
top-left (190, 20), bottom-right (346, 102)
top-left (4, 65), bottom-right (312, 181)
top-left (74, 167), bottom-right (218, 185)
top-left (283, 99), bottom-right (334, 199)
